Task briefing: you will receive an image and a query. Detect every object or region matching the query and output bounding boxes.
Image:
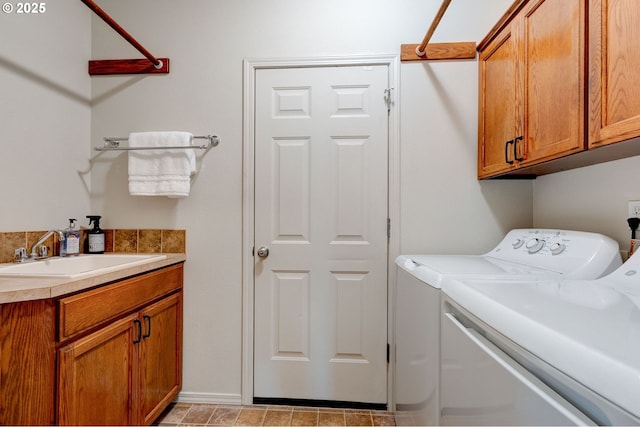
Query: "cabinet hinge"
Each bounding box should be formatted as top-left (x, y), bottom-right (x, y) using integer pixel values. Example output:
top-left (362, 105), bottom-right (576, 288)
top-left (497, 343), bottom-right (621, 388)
top-left (384, 88), bottom-right (394, 113)
top-left (387, 218), bottom-right (391, 239)
top-left (387, 343), bottom-right (390, 363)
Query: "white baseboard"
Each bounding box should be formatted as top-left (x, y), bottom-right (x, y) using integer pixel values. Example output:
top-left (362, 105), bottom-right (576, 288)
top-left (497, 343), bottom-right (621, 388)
top-left (177, 391), bottom-right (243, 406)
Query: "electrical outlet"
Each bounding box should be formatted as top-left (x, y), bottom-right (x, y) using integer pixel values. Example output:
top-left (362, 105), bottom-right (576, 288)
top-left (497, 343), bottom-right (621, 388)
top-left (629, 201), bottom-right (640, 218)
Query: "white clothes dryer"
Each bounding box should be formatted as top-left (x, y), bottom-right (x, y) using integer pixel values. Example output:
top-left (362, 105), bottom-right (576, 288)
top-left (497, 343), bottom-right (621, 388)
top-left (441, 248), bottom-right (640, 425)
top-left (394, 229), bottom-right (621, 426)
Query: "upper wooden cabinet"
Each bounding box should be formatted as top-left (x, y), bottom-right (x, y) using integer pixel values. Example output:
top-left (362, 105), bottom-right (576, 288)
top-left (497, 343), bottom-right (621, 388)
top-left (478, 0), bottom-right (586, 179)
top-left (589, 0), bottom-right (640, 147)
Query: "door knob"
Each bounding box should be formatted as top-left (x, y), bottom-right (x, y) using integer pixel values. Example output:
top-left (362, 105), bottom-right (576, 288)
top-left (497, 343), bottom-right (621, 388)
top-left (256, 246), bottom-right (270, 258)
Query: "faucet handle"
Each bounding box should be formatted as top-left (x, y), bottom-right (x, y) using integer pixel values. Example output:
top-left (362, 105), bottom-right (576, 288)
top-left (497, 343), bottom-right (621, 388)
top-left (14, 247), bottom-right (27, 263)
top-left (37, 245), bottom-right (49, 258)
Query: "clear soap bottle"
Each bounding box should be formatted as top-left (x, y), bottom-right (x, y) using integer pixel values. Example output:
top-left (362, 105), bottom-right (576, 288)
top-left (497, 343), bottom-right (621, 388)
top-left (61, 218), bottom-right (80, 256)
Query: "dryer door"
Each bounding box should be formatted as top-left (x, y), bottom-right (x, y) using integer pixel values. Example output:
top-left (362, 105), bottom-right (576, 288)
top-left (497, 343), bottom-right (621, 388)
top-left (440, 309), bottom-right (593, 426)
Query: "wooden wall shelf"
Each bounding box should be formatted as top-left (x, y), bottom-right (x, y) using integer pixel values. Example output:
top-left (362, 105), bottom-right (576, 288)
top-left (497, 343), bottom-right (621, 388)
top-left (401, 42), bottom-right (476, 61)
top-left (89, 58), bottom-right (170, 76)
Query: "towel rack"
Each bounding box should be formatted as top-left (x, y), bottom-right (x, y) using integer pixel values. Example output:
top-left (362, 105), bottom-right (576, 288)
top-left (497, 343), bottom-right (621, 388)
top-left (94, 135), bottom-right (220, 151)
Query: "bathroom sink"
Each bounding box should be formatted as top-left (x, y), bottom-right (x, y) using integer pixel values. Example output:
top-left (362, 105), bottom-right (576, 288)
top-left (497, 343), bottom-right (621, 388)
top-left (0, 254), bottom-right (167, 278)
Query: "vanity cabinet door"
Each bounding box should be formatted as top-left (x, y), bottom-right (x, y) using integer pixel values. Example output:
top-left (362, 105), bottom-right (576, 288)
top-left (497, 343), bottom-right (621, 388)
top-left (139, 293), bottom-right (183, 425)
top-left (57, 314), bottom-right (139, 426)
top-left (589, 0), bottom-right (640, 147)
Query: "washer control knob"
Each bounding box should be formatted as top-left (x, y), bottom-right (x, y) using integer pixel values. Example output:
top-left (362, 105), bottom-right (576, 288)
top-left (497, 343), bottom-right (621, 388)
top-left (526, 238), bottom-right (545, 254)
top-left (549, 242), bottom-right (566, 255)
top-left (512, 238), bottom-right (525, 249)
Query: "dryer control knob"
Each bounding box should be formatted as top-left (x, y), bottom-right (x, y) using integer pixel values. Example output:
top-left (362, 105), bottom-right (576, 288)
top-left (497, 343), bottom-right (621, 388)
top-left (512, 238), bottom-right (525, 249)
top-left (511, 239), bottom-right (524, 249)
top-left (526, 238), bottom-right (545, 254)
top-left (549, 242), bottom-right (565, 255)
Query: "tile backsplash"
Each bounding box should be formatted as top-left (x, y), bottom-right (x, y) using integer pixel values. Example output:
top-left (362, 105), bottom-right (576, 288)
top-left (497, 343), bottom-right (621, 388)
top-left (0, 229), bottom-right (186, 264)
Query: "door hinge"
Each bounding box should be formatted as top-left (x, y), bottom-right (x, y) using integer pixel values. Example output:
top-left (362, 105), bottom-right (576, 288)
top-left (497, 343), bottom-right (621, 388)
top-left (387, 218), bottom-right (391, 239)
top-left (384, 88), bottom-right (394, 113)
top-left (387, 343), bottom-right (390, 363)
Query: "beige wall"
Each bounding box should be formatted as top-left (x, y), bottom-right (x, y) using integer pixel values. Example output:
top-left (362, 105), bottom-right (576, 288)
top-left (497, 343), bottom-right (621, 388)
top-left (0, 1), bottom-right (91, 230)
top-left (533, 153), bottom-right (640, 256)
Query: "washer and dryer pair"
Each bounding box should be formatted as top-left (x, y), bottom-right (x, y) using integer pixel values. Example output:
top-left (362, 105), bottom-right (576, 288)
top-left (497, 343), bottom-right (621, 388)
top-left (394, 229), bottom-right (622, 426)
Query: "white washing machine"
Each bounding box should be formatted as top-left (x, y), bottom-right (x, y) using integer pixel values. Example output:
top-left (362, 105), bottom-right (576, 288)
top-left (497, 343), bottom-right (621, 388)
top-left (441, 247), bottom-right (640, 425)
top-left (394, 229), bottom-right (622, 426)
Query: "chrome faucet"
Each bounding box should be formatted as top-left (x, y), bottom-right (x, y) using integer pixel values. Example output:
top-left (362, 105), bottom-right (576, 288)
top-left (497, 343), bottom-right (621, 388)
top-left (14, 230), bottom-right (65, 263)
top-left (30, 230), bottom-right (65, 258)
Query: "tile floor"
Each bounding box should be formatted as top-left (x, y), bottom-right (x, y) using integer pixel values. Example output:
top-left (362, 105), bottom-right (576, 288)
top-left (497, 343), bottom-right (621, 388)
top-left (155, 403), bottom-right (396, 426)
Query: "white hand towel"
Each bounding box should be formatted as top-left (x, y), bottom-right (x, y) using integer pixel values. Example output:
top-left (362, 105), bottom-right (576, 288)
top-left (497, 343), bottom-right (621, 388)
top-left (128, 131), bottom-right (197, 197)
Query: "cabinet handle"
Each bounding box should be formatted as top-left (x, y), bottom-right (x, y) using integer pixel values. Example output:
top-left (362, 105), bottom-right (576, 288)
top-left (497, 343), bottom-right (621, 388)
top-left (143, 315), bottom-right (151, 339)
top-left (504, 139), bottom-right (515, 164)
top-left (514, 136), bottom-right (524, 161)
top-left (133, 319), bottom-right (142, 344)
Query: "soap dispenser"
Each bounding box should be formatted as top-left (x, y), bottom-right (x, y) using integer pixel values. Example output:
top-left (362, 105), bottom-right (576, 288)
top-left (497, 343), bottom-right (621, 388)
top-left (86, 215), bottom-right (105, 254)
top-left (61, 218), bottom-right (80, 256)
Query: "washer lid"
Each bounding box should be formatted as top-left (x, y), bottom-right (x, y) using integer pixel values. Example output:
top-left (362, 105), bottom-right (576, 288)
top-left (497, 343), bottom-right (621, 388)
top-left (442, 275), bottom-right (640, 419)
top-left (395, 254), bottom-right (554, 288)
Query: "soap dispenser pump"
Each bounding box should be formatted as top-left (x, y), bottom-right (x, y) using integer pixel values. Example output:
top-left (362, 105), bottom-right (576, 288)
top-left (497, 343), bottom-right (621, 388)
top-left (61, 218), bottom-right (80, 256)
top-left (86, 215), bottom-right (105, 254)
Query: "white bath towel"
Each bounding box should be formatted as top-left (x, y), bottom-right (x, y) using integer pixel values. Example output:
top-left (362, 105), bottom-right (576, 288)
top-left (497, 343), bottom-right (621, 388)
top-left (128, 131), bottom-right (197, 197)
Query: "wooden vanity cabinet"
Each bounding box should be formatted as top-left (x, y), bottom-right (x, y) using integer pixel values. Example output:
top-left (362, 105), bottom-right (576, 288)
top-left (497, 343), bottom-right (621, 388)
top-left (0, 262), bottom-right (183, 426)
top-left (588, 0), bottom-right (640, 147)
top-left (478, 0), bottom-right (586, 178)
top-left (57, 264), bottom-right (183, 426)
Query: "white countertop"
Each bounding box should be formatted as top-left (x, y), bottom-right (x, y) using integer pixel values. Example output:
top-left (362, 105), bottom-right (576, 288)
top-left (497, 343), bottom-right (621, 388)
top-left (0, 253), bottom-right (186, 304)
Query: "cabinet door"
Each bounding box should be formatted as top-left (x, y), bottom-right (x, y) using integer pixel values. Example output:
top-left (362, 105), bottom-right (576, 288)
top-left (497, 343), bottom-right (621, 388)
top-left (139, 293), bottom-right (183, 425)
top-left (0, 300), bottom-right (56, 426)
top-left (589, 0), bottom-right (640, 147)
top-left (520, 0), bottom-right (585, 164)
top-left (478, 23), bottom-right (519, 179)
top-left (58, 314), bottom-right (139, 426)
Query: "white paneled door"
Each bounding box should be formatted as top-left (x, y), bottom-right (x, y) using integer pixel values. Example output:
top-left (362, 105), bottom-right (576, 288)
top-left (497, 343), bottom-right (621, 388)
top-left (253, 64), bottom-right (389, 404)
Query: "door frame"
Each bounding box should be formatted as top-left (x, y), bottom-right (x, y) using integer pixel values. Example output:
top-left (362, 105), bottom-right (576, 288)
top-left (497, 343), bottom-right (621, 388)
top-left (241, 55), bottom-right (400, 406)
